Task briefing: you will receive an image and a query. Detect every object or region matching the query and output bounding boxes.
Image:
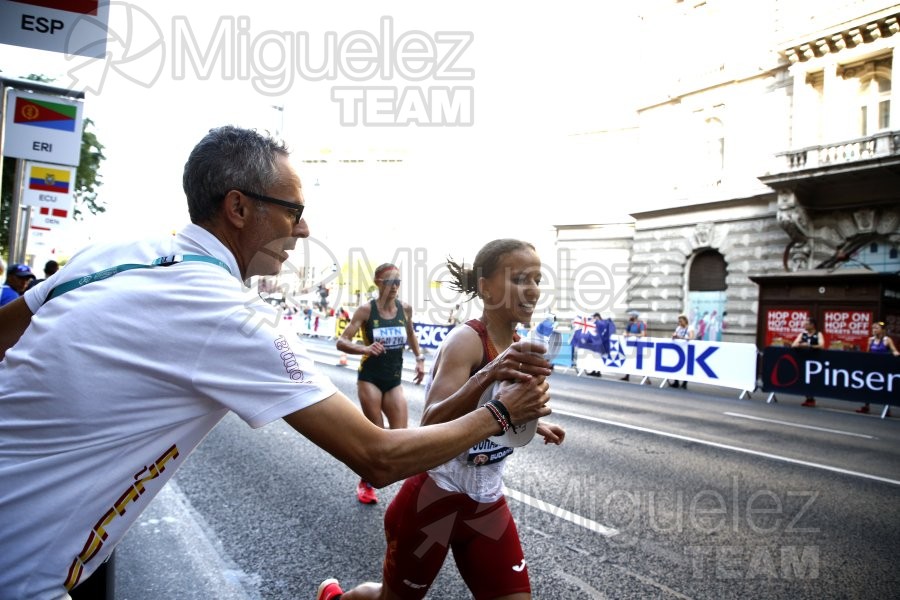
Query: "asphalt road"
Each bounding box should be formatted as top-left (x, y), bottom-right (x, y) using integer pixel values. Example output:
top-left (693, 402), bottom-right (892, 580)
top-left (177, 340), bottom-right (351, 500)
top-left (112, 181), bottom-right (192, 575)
top-left (114, 335), bottom-right (900, 599)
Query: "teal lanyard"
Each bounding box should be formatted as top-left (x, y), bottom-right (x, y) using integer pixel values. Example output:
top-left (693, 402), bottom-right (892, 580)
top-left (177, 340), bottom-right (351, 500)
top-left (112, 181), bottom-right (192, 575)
top-left (44, 254), bottom-right (231, 303)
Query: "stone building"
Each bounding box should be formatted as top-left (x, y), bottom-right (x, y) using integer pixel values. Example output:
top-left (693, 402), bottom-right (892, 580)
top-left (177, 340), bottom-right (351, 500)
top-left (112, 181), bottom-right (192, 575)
top-left (554, 0), bottom-right (900, 345)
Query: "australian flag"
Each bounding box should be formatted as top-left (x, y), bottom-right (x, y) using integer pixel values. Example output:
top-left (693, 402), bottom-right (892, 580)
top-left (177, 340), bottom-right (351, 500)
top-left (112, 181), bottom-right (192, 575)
top-left (570, 316), bottom-right (615, 355)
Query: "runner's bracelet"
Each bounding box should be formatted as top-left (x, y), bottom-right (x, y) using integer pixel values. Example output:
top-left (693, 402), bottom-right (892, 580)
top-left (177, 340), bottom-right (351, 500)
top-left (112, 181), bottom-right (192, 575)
top-left (484, 401), bottom-right (510, 433)
top-left (490, 398), bottom-right (513, 426)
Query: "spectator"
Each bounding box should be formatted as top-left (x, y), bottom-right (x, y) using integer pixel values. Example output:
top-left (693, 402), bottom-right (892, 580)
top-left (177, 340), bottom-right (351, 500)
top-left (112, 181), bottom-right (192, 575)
top-left (620, 309), bottom-right (647, 381)
top-left (0, 126), bottom-right (551, 599)
top-left (792, 317), bottom-right (824, 407)
top-left (856, 321), bottom-right (898, 415)
top-left (0, 264), bottom-right (36, 307)
top-left (669, 314), bottom-right (695, 388)
top-left (26, 259), bottom-right (60, 291)
top-left (582, 311), bottom-right (615, 377)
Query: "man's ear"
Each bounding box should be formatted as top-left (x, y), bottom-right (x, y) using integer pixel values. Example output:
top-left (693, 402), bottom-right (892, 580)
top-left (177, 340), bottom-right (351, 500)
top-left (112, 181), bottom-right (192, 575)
top-left (222, 190), bottom-right (249, 228)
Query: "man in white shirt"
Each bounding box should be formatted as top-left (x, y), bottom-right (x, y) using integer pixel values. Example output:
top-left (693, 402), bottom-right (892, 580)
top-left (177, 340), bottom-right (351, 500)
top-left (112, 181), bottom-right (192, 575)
top-left (0, 126), bottom-right (552, 600)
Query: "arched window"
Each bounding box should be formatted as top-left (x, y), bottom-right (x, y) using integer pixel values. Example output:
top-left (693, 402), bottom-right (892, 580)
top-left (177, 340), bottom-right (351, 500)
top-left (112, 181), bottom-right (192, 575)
top-left (689, 249), bottom-right (727, 291)
top-left (842, 56), bottom-right (892, 137)
top-left (858, 73), bottom-right (891, 136)
top-left (705, 117), bottom-right (725, 175)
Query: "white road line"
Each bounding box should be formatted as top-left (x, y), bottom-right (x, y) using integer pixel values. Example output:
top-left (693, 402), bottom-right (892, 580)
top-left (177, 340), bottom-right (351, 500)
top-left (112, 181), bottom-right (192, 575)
top-left (503, 486), bottom-right (620, 537)
top-left (552, 408), bottom-right (900, 487)
top-left (607, 563), bottom-right (696, 600)
top-left (723, 411), bottom-right (876, 439)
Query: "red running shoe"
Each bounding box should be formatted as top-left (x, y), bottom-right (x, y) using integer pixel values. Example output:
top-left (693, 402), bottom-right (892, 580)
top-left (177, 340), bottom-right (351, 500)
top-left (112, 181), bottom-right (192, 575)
top-left (356, 480), bottom-right (378, 504)
top-left (316, 578), bottom-right (343, 600)
top-left (856, 405), bottom-right (870, 414)
top-left (801, 398), bottom-right (816, 407)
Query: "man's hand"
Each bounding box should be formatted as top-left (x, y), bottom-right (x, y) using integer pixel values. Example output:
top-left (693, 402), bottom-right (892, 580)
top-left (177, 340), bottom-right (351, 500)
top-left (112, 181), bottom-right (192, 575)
top-left (495, 376), bottom-right (550, 425)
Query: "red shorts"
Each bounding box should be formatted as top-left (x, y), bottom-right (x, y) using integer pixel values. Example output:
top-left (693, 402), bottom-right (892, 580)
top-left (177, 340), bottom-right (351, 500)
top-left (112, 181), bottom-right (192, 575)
top-left (382, 472), bottom-right (530, 600)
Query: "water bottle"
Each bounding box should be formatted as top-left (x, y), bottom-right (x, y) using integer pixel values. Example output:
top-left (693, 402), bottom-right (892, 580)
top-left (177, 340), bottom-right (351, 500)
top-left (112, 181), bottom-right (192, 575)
top-left (487, 316), bottom-right (555, 449)
top-left (529, 316), bottom-right (555, 356)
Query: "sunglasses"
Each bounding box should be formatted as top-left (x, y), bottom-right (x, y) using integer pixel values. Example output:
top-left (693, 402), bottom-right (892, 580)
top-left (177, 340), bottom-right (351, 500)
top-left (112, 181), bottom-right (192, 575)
top-left (237, 189), bottom-right (305, 224)
top-left (381, 279), bottom-right (401, 286)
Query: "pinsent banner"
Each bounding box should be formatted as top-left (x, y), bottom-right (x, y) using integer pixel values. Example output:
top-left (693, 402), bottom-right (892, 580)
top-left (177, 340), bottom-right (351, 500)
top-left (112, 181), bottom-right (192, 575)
top-left (761, 347), bottom-right (899, 405)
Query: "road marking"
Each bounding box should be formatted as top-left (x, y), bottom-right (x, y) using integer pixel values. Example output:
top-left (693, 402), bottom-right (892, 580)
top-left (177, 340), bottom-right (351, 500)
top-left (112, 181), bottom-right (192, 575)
top-left (552, 408), bottom-right (900, 487)
top-left (503, 486), bottom-right (619, 537)
top-left (607, 563), bottom-right (696, 600)
top-left (723, 412), bottom-right (876, 439)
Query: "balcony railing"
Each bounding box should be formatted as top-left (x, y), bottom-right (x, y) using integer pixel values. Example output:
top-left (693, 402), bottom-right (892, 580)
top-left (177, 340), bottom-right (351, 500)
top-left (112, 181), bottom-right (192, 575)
top-left (775, 130), bottom-right (900, 172)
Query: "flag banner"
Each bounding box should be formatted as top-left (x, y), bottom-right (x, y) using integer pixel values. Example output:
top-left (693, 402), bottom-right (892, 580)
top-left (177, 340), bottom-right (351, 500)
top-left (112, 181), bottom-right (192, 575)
top-left (28, 164), bottom-right (71, 194)
top-left (3, 91), bottom-right (84, 164)
top-left (14, 96), bottom-right (78, 132)
top-left (575, 335), bottom-right (758, 392)
top-left (570, 316), bottom-right (616, 355)
top-left (21, 161), bottom-right (76, 213)
top-left (12, 0), bottom-right (99, 14)
top-left (39, 206), bottom-right (69, 218)
top-left (761, 346), bottom-right (899, 405)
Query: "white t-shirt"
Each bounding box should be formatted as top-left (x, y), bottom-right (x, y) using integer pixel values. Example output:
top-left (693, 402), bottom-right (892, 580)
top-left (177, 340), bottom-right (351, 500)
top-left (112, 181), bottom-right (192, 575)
top-left (0, 224), bottom-right (337, 599)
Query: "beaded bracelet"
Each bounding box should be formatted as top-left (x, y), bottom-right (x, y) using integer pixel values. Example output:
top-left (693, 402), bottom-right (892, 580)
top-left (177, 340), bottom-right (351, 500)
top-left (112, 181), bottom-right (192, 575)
top-left (489, 397), bottom-right (512, 427)
top-left (484, 400), bottom-right (510, 433)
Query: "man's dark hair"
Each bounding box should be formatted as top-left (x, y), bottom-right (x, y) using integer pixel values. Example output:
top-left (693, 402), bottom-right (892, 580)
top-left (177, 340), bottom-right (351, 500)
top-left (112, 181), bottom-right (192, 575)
top-left (183, 126), bottom-right (290, 224)
top-left (44, 260), bottom-right (59, 276)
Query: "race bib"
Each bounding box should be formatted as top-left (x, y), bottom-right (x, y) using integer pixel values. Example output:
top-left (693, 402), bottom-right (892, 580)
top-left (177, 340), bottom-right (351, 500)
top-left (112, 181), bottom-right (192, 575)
top-left (373, 325), bottom-right (406, 349)
top-left (465, 438), bottom-right (513, 466)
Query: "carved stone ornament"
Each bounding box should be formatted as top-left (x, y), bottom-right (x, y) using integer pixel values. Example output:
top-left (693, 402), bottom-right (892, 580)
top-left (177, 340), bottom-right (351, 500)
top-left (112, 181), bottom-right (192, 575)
top-left (853, 208), bottom-right (876, 233)
top-left (776, 191), bottom-right (811, 243)
top-left (693, 222), bottom-right (713, 247)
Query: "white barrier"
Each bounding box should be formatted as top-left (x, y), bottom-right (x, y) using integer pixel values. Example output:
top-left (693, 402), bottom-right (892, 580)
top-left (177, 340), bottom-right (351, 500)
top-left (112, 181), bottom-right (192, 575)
top-left (575, 335), bottom-right (757, 394)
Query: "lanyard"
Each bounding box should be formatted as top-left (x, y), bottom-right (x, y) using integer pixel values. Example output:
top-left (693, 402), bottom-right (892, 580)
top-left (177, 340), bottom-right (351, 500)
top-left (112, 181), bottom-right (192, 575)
top-left (44, 254), bottom-right (231, 303)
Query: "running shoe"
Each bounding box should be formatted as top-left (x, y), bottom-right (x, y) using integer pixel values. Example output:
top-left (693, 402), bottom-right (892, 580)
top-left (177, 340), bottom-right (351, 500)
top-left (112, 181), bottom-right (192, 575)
top-left (356, 479), bottom-right (378, 504)
top-left (801, 398), bottom-right (816, 407)
top-left (316, 578), bottom-right (343, 600)
top-left (856, 405), bottom-right (870, 414)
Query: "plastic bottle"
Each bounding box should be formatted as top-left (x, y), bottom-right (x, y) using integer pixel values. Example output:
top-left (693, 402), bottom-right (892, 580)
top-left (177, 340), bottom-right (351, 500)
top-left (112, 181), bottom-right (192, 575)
top-left (529, 316), bottom-right (555, 355)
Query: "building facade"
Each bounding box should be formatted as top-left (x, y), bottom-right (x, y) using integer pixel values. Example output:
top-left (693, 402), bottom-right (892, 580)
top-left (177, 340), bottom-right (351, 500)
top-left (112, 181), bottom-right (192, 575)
top-left (555, 0), bottom-right (900, 345)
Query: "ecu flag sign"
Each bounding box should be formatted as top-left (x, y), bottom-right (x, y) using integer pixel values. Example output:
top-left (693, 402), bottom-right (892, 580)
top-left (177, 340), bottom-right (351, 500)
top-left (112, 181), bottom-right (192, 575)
top-left (28, 164), bottom-right (71, 194)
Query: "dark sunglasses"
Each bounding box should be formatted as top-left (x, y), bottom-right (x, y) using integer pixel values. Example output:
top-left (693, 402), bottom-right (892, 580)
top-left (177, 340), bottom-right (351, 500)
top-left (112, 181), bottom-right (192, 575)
top-left (238, 189), bottom-right (305, 224)
top-left (381, 279), bottom-right (401, 286)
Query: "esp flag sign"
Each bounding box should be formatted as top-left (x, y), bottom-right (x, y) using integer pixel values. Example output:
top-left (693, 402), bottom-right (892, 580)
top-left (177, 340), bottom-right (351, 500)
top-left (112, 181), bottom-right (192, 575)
top-left (0, 0), bottom-right (110, 58)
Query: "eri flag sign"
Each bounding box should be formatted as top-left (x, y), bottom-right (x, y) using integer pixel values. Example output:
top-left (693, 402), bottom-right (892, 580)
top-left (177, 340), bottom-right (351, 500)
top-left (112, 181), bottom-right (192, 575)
top-left (21, 161), bottom-right (75, 227)
top-left (3, 89), bottom-right (84, 166)
top-left (14, 95), bottom-right (78, 131)
top-left (0, 0), bottom-right (110, 58)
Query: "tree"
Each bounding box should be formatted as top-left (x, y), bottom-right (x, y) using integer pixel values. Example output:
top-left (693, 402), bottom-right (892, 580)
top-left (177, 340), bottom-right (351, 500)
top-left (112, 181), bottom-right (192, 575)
top-left (0, 74), bottom-right (106, 255)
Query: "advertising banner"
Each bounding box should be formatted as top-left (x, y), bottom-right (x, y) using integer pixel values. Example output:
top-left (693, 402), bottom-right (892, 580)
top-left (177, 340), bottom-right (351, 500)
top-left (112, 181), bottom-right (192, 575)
top-left (330, 319), bottom-right (453, 350)
top-left (764, 308), bottom-right (809, 347)
top-left (413, 322), bottom-right (454, 350)
top-left (822, 310), bottom-right (872, 351)
top-left (574, 335), bottom-right (758, 392)
top-left (761, 347), bottom-right (899, 405)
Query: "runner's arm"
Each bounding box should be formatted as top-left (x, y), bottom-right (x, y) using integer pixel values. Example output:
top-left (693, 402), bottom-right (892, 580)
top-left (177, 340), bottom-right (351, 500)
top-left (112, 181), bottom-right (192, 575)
top-left (283, 384), bottom-right (550, 487)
